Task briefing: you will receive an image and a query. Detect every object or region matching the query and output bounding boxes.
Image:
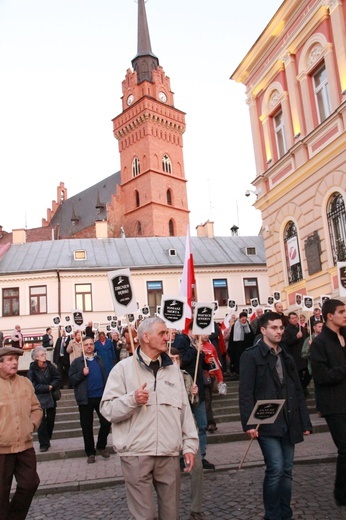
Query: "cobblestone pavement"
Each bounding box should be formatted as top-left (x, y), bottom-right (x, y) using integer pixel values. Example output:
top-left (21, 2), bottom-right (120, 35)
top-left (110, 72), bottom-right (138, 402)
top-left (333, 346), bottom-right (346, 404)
top-left (26, 462), bottom-right (343, 520)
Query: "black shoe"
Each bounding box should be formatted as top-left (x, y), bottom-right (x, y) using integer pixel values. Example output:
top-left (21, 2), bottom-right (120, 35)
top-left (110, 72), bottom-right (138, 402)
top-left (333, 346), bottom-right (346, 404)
top-left (202, 458), bottom-right (215, 470)
top-left (87, 455), bottom-right (96, 464)
top-left (208, 423), bottom-right (218, 433)
top-left (40, 446), bottom-right (49, 453)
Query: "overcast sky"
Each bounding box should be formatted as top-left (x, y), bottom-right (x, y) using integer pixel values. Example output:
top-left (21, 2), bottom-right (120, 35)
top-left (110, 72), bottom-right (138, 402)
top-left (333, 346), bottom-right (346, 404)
top-left (0, 0), bottom-right (283, 237)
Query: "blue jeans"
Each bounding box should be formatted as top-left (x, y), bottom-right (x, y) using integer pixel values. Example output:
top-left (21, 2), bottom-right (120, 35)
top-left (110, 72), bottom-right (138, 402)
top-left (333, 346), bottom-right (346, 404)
top-left (192, 401), bottom-right (207, 459)
top-left (258, 433), bottom-right (295, 520)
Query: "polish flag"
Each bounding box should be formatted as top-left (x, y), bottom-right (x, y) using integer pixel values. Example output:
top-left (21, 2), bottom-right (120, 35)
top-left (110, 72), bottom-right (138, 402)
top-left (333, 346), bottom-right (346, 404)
top-left (179, 226), bottom-right (196, 334)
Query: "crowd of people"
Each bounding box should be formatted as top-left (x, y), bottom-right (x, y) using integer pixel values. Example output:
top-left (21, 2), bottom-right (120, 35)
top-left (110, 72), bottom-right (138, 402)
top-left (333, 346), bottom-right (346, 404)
top-left (0, 298), bottom-right (345, 519)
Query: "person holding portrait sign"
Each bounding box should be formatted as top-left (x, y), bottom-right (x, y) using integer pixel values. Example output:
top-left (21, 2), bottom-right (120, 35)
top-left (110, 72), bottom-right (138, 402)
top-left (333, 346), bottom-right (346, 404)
top-left (239, 311), bottom-right (312, 520)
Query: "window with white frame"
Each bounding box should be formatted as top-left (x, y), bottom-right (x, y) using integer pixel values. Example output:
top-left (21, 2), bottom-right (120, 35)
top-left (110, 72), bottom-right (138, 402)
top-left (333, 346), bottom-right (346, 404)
top-left (313, 63), bottom-right (331, 123)
top-left (75, 284), bottom-right (92, 312)
top-left (132, 157), bottom-right (141, 177)
top-left (273, 109), bottom-right (287, 158)
top-left (327, 192), bottom-right (346, 265)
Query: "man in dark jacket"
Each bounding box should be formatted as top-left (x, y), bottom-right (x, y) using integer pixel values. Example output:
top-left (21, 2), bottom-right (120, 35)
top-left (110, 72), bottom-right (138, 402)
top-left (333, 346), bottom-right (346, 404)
top-left (283, 311), bottom-right (310, 394)
top-left (311, 299), bottom-right (346, 514)
top-left (239, 311), bottom-right (312, 520)
top-left (69, 336), bottom-right (111, 463)
top-left (53, 329), bottom-right (70, 388)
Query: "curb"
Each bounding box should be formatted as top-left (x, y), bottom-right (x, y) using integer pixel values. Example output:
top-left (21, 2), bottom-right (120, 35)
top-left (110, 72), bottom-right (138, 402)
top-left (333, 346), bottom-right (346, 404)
top-left (33, 453), bottom-right (337, 497)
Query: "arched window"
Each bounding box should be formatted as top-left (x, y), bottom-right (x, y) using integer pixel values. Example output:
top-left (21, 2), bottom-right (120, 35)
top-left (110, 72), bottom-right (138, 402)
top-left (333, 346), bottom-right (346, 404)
top-left (162, 154), bottom-right (172, 173)
top-left (284, 221), bottom-right (303, 285)
top-left (135, 190), bottom-right (140, 208)
top-left (137, 221), bottom-right (142, 236)
top-left (132, 157), bottom-right (140, 177)
top-left (168, 219), bottom-right (174, 237)
top-left (327, 192), bottom-right (346, 265)
top-left (167, 189), bottom-right (172, 206)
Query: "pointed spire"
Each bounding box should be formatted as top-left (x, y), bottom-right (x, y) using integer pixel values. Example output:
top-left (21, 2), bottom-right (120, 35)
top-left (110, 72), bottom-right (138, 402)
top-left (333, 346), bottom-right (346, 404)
top-left (132, 0), bottom-right (159, 84)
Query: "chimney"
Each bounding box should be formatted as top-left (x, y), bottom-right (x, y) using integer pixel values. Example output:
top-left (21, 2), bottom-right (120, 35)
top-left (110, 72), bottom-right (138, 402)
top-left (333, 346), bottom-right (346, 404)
top-left (95, 220), bottom-right (108, 239)
top-left (12, 228), bottom-right (26, 244)
top-left (196, 220), bottom-right (214, 238)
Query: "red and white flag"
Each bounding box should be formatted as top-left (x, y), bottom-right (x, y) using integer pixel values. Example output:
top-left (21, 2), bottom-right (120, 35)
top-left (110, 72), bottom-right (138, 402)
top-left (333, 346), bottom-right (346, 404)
top-left (179, 226), bottom-right (196, 334)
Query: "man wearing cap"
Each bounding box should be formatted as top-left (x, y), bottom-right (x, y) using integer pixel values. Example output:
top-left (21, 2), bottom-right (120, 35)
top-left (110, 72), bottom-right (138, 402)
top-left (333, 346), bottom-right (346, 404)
top-left (0, 346), bottom-right (43, 519)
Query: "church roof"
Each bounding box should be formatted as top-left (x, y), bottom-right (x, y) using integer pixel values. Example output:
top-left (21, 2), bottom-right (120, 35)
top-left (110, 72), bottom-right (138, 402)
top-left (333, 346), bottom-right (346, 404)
top-left (0, 236), bottom-right (266, 274)
top-left (49, 171), bottom-right (121, 237)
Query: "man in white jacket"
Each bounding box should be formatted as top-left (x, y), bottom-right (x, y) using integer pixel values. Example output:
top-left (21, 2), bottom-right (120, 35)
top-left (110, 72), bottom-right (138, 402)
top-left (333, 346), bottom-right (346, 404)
top-left (100, 317), bottom-right (199, 520)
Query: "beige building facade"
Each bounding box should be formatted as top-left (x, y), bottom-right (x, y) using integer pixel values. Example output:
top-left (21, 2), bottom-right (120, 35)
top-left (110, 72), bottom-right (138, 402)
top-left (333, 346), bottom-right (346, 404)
top-left (232, 0), bottom-right (346, 310)
top-left (0, 226), bottom-right (269, 369)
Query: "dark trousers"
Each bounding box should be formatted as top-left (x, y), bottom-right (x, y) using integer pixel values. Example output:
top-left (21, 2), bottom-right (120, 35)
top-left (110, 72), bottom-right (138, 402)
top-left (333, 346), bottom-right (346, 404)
top-left (57, 359), bottom-right (70, 388)
top-left (204, 384), bottom-right (215, 426)
top-left (0, 448), bottom-right (40, 520)
top-left (325, 413), bottom-right (346, 506)
top-left (79, 397), bottom-right (111, 456)
top-left (38, 407), bottom-right (56, 449)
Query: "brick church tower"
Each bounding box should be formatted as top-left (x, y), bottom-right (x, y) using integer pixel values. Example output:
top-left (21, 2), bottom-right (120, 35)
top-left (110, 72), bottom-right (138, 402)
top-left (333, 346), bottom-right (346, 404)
top-left (109, 0), bottom-right (190, 237)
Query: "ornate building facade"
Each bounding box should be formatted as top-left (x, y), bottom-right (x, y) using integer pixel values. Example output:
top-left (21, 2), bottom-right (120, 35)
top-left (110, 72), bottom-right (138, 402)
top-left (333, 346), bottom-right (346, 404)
top-left (232, 0), bottom-right (346, 308)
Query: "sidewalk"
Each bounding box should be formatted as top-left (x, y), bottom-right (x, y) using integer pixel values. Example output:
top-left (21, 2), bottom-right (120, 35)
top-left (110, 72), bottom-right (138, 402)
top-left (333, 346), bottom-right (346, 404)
top-left (32, 415), bottom-right (337, 496)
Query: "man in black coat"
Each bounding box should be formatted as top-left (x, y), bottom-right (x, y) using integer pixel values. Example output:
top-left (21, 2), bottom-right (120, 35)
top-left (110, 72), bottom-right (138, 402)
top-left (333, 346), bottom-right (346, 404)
top-left (311, 299), bottom-right (346, 514)
top-left (239, 311), bottom-right (312, 520)
top-left (53, 329), bottom-right (71, 388)
top-left (283, 311), bottom-right (310, 394)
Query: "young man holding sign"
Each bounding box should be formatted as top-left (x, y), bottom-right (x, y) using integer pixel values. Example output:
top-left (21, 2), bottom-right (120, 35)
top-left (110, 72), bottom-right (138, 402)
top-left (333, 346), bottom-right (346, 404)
top-left (100, 317), bottom-right (198, 520)
top-left (239, 312), bottom-right (312, 520)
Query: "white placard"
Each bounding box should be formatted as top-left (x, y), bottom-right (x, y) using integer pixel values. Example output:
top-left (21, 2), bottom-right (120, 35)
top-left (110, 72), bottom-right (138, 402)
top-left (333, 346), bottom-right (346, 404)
top-left (192, 302), bottom-right (214, 335)
top-left (160, 295), bottom-right (187, 330)
top-left (107, 268), bottom-right (138, 315)
top-left (302, 295), bottom-right (314, 312)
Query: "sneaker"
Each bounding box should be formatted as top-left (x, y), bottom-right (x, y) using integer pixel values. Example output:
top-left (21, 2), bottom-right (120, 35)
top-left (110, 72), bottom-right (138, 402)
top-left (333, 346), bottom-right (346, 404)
top-left (98, 449), bottom-right (110, 459)
top-left (87, 455), bottom-right (96, 464)
top-left (202, 458), bottom-right (215, 470)
top-left (189, 513), bottom-right (206, 520)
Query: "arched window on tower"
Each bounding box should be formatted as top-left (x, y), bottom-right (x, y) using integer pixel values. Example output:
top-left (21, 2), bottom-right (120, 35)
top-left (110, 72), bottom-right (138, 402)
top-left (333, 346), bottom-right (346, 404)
top-left (327, 192), bottom-right (346, 265)
top-left (167, 189), bottom-right (172, 206)
top-left (283, 221), bottom-right (303, 285)
top-left (132, 157), bottom-right (141, 177)
top-left (162, 154), bottom-right (172, 173)
top-left (137, 221), bottom-right (142, 236)
top-left (135, 190), bottom-right (140, 208)
top-left (168, 219), bottom-right (174, 237)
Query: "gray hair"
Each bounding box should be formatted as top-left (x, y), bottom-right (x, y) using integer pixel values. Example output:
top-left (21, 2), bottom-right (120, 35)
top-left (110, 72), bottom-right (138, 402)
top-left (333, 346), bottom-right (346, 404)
top-left (31, 346), bottom-right (47, 361)
top-left (137, 317), bottom-right (165, 342)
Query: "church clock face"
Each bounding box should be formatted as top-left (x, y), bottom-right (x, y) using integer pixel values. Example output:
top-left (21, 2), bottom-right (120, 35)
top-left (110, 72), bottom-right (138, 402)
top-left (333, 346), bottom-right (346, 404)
top-left (127, 94), bottom-right (134, 106)
top-left (158, 91), bottom-right (167, 103)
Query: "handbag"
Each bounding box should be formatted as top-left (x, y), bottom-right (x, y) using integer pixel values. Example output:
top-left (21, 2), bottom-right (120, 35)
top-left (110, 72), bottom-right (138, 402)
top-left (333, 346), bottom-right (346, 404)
top-left (52, 388), bottom-right (61, 401)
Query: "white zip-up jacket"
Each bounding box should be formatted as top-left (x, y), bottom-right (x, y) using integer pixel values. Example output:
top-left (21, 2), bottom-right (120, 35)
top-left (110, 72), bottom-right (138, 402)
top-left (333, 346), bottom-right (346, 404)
top-left (100, 349), bottom-right (199, 457)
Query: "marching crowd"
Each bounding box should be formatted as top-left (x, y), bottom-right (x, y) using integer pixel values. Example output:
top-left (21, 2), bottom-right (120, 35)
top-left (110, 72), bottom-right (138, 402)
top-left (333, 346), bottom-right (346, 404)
top-left (0, 299), bottom-right (345, 520)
